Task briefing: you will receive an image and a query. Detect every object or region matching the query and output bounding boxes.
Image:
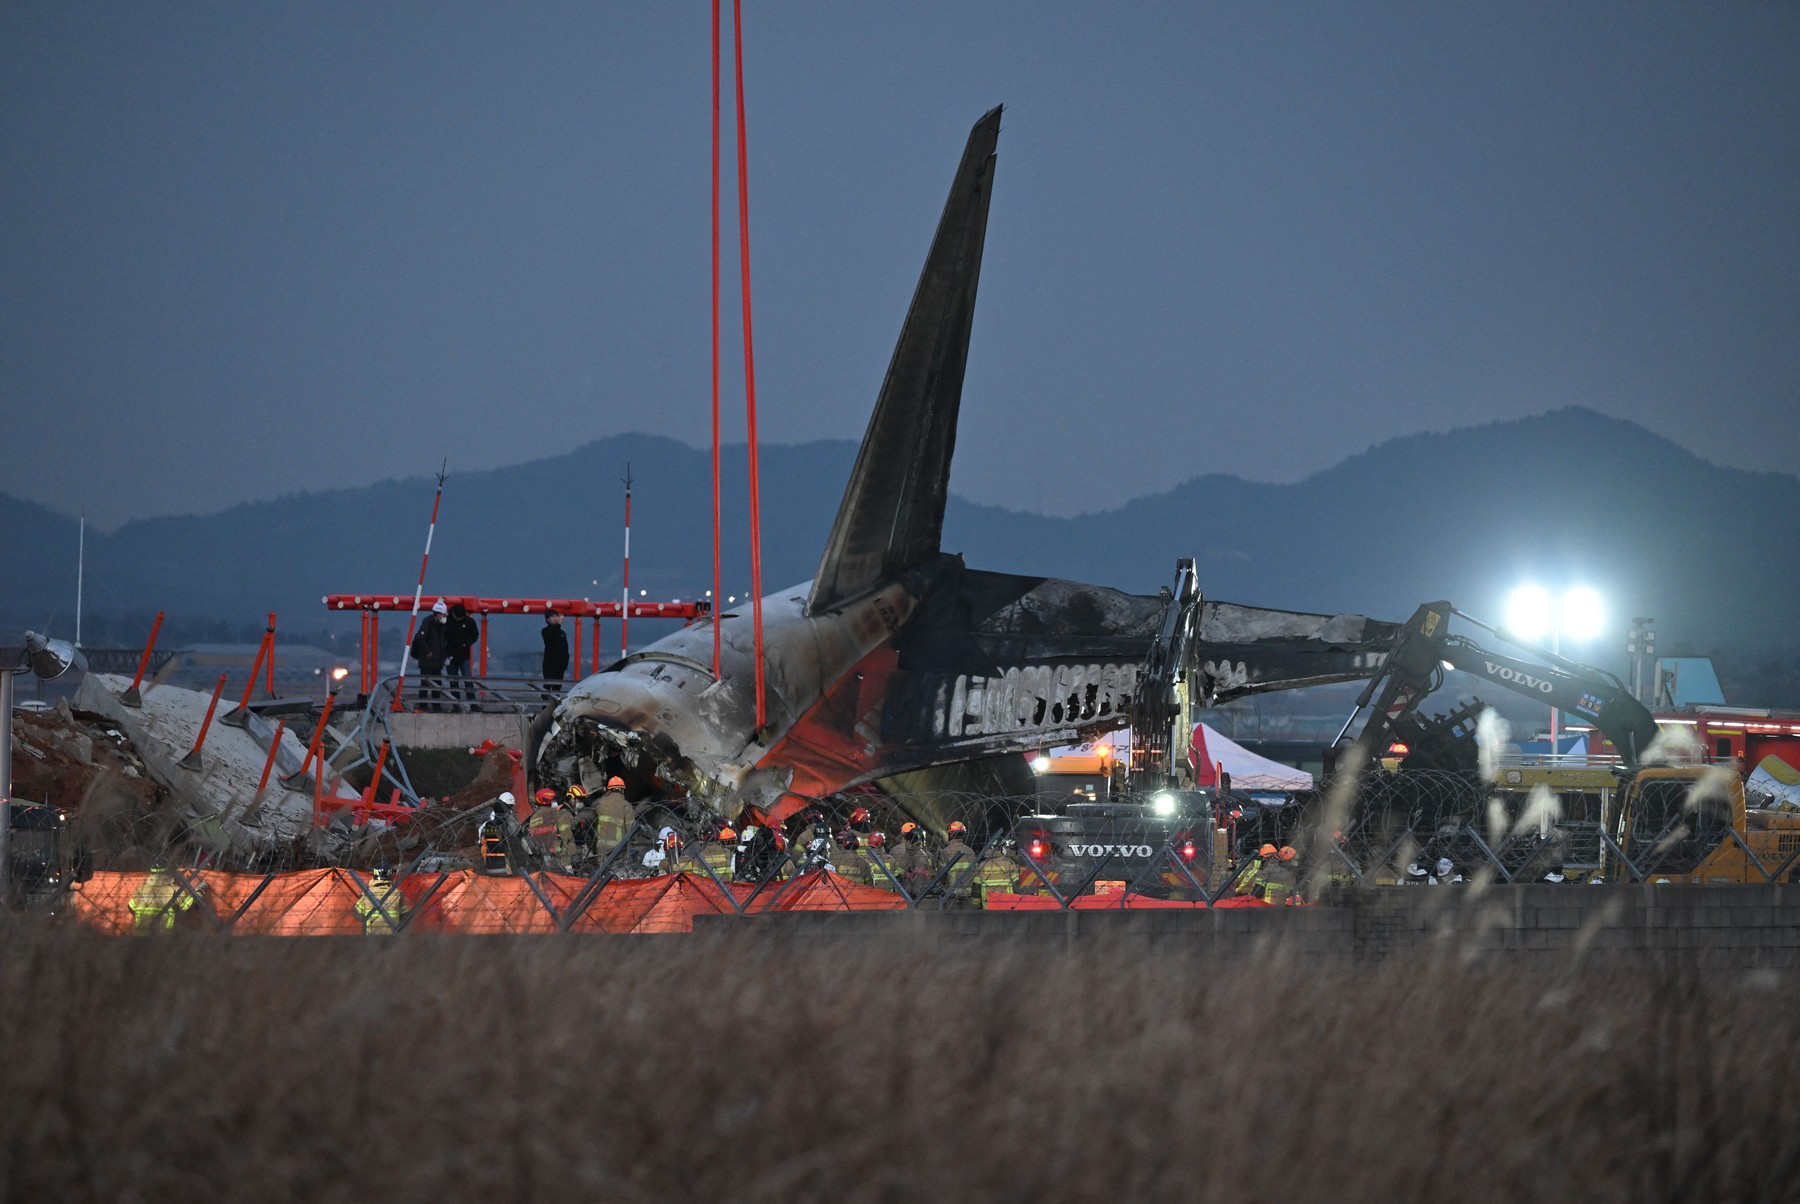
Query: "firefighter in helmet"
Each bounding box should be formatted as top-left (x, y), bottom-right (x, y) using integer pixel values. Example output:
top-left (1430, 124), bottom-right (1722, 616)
top-left (894, 822), bottom-right (933, 895)
top-left (975, 836), bottom-right (1022, 907)
top-left (128, 861), bottom-right (200, 933)
top-left (525, 788), bottom-right (568, 871)
top-left (940, 820), bottom-right (978, 902)
top-left (833, 828), bottom-right (872, 885)
top-left (479, 792), bottom-right (515, 875)
top-left (355, 865), bottom-right (408, 935)
top-left (1261, 845), bottom-right (1299, 905)
top-left (565, 783), bottom-right (597, 868)
top-left (698, 824), bottom-right (737, 882)
top-left (863, 831), bottom-right (900, 891)
top-left (592, 777), bottom-right (633, 859)
top-left (1233, 843), bottom-right (1279, 899)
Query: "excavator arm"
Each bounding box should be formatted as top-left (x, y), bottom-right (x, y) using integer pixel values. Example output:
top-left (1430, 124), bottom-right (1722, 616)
top-left (1339, 602), bottom-right (1660, 768)
top-left (1129, 564), bottom-right (1405, 786)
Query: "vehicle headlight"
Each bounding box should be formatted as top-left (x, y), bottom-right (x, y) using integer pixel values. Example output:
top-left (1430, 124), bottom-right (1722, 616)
top-left (1152, 792), bottom-right (1176, 817)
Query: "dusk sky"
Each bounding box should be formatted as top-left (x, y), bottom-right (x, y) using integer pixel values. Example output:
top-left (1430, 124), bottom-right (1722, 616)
top-left (4, 2), bottom-right (1795, 528)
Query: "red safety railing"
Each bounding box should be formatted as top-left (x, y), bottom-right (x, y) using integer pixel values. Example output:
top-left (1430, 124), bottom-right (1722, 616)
top-left (324, 594), bottom-right (713, 695)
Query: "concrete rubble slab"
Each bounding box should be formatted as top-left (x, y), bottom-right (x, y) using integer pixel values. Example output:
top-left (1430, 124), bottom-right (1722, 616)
top-left (74, 673), bottom-right (343, 854)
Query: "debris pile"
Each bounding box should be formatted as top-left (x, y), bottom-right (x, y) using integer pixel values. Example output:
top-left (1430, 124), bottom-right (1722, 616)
top-left (8, 700), bottom-right (177, 866)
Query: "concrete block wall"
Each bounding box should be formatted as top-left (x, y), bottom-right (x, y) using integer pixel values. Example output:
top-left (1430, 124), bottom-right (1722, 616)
top-left (1342, 884), bottom-right (1800, 969)
top-left (724, 886), bottom-right (1800, 969)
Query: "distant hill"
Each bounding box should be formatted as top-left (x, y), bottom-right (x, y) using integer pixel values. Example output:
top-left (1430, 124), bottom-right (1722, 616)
top-left (6, 409), bottom-right (1796, 668)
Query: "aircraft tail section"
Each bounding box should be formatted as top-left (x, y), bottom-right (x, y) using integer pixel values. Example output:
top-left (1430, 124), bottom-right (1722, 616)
top-left (807, 106), bottom-right (1001, 614)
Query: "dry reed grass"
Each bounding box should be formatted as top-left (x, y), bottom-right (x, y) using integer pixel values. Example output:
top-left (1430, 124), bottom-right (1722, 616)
top-left (2, 917), bottom-right (1797, 1204)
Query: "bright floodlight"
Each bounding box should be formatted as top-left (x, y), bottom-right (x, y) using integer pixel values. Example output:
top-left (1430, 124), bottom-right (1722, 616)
top-left (1560, 587), bottom-right (1605, 642)
top-left (1152, 791), bottom-right (1177, 817)
top-left (1030, 754), bottom-right (1051, 774)
top-left (22, 631), bottom-right (85, 680)
top-left (1505, 585), bottom-right (1553, 641)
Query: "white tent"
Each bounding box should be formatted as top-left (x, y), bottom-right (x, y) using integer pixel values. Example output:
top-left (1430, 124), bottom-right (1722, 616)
top-left (1189, 723), bottom-right (1313, 792)
top-left (1053, 725), bottom-right (1313, 792)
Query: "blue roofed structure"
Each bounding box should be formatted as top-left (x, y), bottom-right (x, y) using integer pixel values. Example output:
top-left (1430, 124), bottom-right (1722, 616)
top-left (1654, 657), bottom-right (1726, 708)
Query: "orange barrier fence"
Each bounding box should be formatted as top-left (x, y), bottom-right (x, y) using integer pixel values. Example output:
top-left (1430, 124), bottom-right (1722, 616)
top-left (66, 868), bottom-right (911, 936)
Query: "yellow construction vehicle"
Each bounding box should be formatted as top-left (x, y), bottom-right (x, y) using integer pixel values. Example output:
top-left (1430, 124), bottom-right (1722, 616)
top-left (1606, 765), bottom-right (1800, 884)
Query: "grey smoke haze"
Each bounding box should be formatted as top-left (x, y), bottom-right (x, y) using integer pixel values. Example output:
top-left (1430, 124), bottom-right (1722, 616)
top-left (3, 2), bottom-right (1796, 528)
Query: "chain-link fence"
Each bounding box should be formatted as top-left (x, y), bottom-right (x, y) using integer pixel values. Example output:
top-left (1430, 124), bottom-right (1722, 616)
top-left (17, 746), bottom-right (1800, 931)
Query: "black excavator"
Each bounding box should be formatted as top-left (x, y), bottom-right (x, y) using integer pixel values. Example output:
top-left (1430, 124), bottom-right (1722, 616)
top-left (1017, 589), bottom-right (1661, 894)
top-left (1331, 601), bottom-right (1660, 773)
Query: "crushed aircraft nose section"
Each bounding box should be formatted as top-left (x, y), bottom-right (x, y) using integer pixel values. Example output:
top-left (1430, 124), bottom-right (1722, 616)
top-left (538, 655), bottom-right (747, 808)
top-left (537, 577), bottom-right (925, 817)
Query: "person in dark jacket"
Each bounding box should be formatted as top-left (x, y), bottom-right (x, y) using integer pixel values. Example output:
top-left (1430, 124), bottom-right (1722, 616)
top-left (411, 603), bottom-right (450, 711)
top-left (443, 600), bottom-right (481, 711)
top-left (541, 609), bottom-right (570, 697)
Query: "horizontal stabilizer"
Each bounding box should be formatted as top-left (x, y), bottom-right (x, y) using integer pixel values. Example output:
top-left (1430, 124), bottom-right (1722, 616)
top-left (807, 106), bottom-right (1002, 613)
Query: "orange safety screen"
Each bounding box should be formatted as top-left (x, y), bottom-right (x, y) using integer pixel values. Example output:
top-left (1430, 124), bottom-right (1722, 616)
top-left (65, 869), bottom-right (1249, 934)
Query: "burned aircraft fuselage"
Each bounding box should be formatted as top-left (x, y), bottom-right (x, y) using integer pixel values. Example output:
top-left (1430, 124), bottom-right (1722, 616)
top-left (538, 556), bottom-right (1167, 819)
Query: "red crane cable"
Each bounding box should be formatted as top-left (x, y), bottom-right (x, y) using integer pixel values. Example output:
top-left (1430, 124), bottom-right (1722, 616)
top-left (732, 0), bottom-right (766, 733)
top-left (711, 0), bottom-right (723, 679)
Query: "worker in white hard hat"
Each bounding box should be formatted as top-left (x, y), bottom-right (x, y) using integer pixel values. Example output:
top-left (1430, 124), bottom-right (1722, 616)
top-left (479, 791), bottom-right (515, 875)
top-left (641, 826), bottom-right (682, 875)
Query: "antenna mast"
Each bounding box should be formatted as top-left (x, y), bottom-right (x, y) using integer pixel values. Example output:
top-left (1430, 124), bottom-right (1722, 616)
top-left (75, 512), bottom-right (85, 648)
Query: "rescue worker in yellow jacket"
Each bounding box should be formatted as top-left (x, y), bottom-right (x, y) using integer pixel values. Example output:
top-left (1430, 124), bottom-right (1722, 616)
top-left (1261, 845), bottom-right (1300, 905)
top-left (525, 788), bottom-right (568, 871)
top-left (833, 829), bottom-right (872, 885)
top-left (863, 831), bottom-right (901, 891)
top-left (592, 777), bottom-right (634, 859)
top-left (975, 838), bottom-right (1022, 906)
top-left (1233, 844), bottom-right (1279, 899)
top-left (565, 783), bottom-right (597, 869)
top-left (128, 862), bottom-right (200, 933)
top-left (697, 826), bottom-right (737, 883)
top-left (939, 820), bottom-right (978, 902)
top-left (893, 822), bottom-right (934, 895)
top-left (354, 865), bottom-right (409, 935)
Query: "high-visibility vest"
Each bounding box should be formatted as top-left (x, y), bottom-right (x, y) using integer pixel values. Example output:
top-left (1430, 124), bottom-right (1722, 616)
top-left (479, 824), bottom-right (509, 874)
top-left (355, 886), bottom-right (408, 935)
top-left (699, 843), bottom-right (734, 878)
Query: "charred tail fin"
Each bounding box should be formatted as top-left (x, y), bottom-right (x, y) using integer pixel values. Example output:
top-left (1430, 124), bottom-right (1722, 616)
top-left (807, 106), bottom-right (1002, 614)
